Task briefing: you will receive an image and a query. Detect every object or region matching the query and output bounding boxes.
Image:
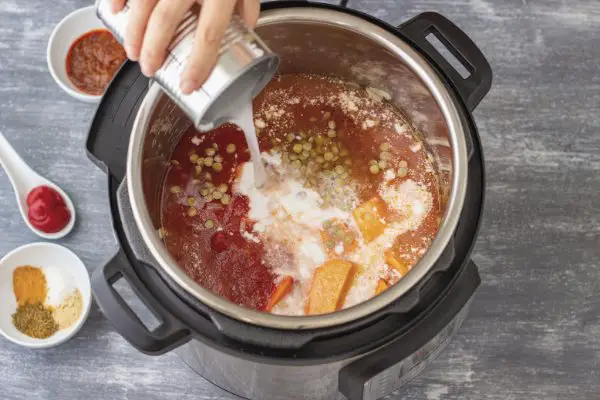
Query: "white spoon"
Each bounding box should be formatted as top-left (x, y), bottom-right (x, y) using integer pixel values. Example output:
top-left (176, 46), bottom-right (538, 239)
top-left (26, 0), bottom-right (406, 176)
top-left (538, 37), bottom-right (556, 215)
top-left (0, 131), bottom-right (76, 239)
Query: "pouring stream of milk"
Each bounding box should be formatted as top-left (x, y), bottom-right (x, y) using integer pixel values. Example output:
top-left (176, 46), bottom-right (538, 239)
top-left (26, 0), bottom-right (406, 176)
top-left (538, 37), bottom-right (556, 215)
top-left (232, 102), bottom-right (267, 188)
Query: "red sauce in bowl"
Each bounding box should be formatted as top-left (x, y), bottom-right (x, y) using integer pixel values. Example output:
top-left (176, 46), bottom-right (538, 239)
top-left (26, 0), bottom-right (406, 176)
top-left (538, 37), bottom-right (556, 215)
top-left (26, 186), bottom-right (71, 234)
top-left (65, 29), bottom-right (126, 96)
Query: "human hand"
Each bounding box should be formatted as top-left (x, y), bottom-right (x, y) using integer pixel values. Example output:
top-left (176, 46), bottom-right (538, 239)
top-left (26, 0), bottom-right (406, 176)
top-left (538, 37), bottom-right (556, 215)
top-left (111, 0), bottom-right (261, 94)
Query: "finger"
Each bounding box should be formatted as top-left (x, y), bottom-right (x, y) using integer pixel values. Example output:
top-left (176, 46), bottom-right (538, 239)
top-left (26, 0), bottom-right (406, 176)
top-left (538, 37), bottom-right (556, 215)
top-left (237, 0), bottom-right (260, 28)
top-left (139, 0), bottom-right (196, 77)
top-left (180, 0), bottom-right (237, 94)
top-left (124, 0), bottom-right (158, 61)
top-left (111, 0), bottom-right (127, 14)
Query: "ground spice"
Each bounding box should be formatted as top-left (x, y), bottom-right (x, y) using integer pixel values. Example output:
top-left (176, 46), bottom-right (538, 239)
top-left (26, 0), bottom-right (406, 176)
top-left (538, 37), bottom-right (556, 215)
top-left (12, 303), bottom-right (58, 339)
top-left (52, 289), bottom-right (83, 330)
top-left (13, 265), bottom-right (47, 306)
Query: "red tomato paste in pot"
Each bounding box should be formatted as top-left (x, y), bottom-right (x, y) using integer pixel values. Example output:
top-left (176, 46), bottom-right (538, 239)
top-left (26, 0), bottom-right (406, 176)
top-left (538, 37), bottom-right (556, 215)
top-left (27, 186), bottom-right (71, 233)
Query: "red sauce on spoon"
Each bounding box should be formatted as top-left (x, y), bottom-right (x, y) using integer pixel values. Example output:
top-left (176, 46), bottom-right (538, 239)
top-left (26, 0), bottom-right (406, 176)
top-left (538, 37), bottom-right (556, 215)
top-left (26, 186), bottom-right (71, 234)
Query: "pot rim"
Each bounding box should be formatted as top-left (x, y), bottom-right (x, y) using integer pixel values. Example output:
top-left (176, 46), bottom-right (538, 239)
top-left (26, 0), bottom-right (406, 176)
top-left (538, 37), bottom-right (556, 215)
top-left (126, 6), bottom-right (468, 330)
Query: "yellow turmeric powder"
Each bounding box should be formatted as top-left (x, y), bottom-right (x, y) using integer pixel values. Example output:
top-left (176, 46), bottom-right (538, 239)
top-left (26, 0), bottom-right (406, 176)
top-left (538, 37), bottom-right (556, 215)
top-left (12, 266), bottom-right (47, 306)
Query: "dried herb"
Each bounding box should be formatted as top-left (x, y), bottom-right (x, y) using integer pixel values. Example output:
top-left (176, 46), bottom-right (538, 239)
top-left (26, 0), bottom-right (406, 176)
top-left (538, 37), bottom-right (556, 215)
top-left (12, 302), bottom-right (58, 339)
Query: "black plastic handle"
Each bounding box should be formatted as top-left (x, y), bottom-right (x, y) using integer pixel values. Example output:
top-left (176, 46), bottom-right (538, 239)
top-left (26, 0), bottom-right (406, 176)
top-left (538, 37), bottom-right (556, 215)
top-left (398, 12), bottom-right (492, 111)
top-left (386, 237), bottom-right (455, 315)
top-left (92, 248), bottom-right (191, 355)
top-left (209, 311), bottom-right (317, 349)
top-left (339, 260), bottom-right (481, 400)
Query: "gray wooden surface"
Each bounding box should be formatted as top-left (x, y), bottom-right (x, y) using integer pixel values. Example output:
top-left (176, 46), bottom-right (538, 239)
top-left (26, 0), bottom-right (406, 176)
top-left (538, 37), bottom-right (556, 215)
top-left (1, 0), bottom-right (599, 399)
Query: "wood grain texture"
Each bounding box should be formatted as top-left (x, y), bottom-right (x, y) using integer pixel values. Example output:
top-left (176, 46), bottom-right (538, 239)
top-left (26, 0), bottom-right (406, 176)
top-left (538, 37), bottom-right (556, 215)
top-left (1, 0), bottom-right (599, 399)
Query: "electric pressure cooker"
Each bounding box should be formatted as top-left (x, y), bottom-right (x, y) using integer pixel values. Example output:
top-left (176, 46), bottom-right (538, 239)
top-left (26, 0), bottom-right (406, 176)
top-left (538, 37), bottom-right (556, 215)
top-left (87, 2), bottom-right (491, 399)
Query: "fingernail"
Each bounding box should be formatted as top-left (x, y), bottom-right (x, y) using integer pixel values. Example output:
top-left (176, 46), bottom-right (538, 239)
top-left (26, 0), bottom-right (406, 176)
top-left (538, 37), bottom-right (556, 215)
top-left (181, 79), bottom-right (195, 95)
top-left (125, 44), bottom-right (138, 61)
top-left (140, 63), bottom-right (153, 77)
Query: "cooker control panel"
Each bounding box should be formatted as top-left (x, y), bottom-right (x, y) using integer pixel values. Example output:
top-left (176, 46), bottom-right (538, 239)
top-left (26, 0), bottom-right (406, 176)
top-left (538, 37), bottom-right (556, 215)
top-left (339, 260), bottom-right (480, 400)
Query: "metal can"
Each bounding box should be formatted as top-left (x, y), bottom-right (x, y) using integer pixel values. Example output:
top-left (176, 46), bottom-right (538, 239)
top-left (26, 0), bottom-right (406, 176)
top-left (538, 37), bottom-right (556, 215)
top-left (95, 0), bottom-right (279, 131)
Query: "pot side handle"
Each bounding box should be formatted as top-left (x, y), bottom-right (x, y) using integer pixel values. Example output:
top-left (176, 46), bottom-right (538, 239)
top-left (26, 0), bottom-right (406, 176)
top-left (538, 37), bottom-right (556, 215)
top-left (398, 12), bottom-right (492, 111)
top-left (92, 248), bottom-right (191, 355)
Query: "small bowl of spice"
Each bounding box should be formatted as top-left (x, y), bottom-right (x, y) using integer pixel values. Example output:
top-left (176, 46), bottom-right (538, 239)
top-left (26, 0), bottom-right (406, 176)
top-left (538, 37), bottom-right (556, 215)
top-left (0, 242), bottom-right (91, 348)
top-left (47, 6), bottom-right (127, 102)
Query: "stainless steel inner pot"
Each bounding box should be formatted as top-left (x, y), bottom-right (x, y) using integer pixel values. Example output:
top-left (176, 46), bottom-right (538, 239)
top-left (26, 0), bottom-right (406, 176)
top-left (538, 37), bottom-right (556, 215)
top-left (126, 7), bottom-right (468, 330)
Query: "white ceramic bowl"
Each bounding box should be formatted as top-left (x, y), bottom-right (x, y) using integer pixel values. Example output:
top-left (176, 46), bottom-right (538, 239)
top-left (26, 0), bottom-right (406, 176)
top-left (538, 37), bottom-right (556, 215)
top-left (47, 5), bottom-right (107, 103)
top-left (0, 243), bottom-right (92, 349)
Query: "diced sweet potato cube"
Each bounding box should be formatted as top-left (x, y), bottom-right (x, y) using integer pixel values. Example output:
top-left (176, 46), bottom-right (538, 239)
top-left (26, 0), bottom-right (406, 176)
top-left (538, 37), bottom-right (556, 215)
top-left (320, 219), bottom-right (358, 256)
top-left (385, 250), bottom-right (409, 276)
top-left (306, 260), bottom-right (356, 315)
top-left (266, 276), bottom-right (294, 312)
top-left (352, 196), bottom-right (388, 243)
top-left (375, 279), bottom-right (389, 295)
